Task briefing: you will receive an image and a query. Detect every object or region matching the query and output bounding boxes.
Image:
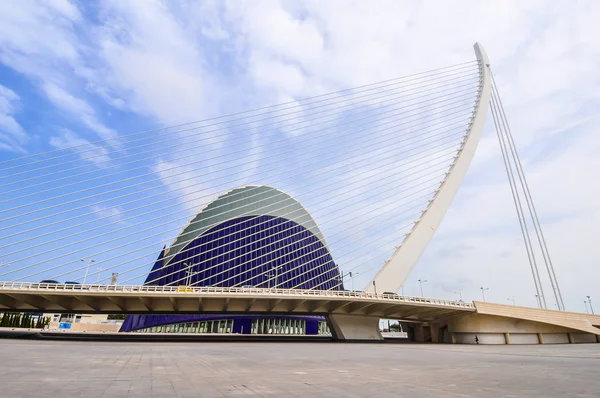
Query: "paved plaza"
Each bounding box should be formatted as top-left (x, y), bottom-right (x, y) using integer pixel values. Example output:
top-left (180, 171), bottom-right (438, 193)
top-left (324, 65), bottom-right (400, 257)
top-left (0, 339), bottom-right (598, 397)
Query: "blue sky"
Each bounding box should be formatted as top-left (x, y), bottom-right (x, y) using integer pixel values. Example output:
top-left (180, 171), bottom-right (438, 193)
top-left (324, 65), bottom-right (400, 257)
top-left (0, 0), bottom-right (599, 312)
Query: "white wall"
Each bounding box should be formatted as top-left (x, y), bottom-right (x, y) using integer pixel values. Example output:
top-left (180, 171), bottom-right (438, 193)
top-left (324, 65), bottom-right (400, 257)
top-left (509, 333), bottom-right (539, 345)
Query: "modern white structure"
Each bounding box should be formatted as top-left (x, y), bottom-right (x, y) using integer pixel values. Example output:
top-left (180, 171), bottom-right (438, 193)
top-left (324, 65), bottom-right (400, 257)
top-left (366, 43), bottom-right (492, 294)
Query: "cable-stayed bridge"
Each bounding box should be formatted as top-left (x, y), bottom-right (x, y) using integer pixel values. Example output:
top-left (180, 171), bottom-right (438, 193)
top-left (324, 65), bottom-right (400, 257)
top-left (0, 43), bottom-right (597, 343)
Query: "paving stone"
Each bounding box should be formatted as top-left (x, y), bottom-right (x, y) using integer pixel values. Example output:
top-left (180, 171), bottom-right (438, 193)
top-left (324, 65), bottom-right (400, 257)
top-left (0, 340), bottom-right (598, 397)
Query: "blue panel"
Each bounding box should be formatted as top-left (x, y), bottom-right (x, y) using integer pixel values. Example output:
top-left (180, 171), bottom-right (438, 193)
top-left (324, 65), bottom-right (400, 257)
top-left (305, 319), bottom-right (319, 335)
top-left (121, 215), bottom-right (342, 333)
top-left (233, 318), bottom-right (252, 334)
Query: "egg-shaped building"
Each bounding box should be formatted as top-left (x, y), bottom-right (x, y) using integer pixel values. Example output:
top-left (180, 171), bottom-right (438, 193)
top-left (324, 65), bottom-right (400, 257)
top-left (121, 185), bottom-right (342, 335)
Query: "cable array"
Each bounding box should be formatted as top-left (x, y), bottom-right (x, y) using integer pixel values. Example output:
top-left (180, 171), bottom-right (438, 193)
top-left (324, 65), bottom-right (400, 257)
top-left (489, 72), bottom-right (564, 310)
top-left (0, 59), bottom-right (482, 292)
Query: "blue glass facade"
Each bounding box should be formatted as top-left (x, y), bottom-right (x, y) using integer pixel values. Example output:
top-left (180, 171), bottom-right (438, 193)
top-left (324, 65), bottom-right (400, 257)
top-left (121, 214), bottom-right (342, 334)
top-left (146, 215), bottom-right (341, 289)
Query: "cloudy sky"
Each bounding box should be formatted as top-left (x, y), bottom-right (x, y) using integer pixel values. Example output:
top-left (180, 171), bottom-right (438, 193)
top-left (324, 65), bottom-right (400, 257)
top-left (0, 0), bottom-right (598, 312)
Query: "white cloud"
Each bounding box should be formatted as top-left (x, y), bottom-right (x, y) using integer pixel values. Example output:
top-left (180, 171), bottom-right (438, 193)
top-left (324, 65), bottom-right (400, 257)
top-left (49, 129), bottom-right (112, 167)
top-left (0, 84), bottom-right (28, 152)
top-left (42, 82), bottom-right (118, 142)
top-left (0, 0), bottom-right (118, 146)
top-left (90, 204), bottom-right (126, 225)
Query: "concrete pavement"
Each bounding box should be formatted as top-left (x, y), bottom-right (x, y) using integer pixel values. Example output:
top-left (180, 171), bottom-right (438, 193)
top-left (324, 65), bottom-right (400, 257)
top-left (0, 340), bottom-right (598, 397)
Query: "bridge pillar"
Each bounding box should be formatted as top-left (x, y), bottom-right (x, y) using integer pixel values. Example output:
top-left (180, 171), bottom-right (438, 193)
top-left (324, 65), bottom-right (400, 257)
top-left (414, 325), bottom-right (425, 342)
top-left (451, 332), bottom-right (457, 344)
top-left (327, 314), bottom-right (382, 341)
top-left (430, 323), bottom-right (440, 343)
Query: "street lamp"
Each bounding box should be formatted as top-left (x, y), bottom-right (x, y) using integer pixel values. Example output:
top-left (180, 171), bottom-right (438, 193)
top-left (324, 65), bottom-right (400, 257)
top-left (507, 297), bottom-right (515, 306)
top-left (587, 296), bottom-right (594, 315)
top-left (80, 258), bottom-right (95, 284)
top-left (348, 271), bottom-right (358, 291)
top-left (183, 262), bottom-right (195, 286)
top-left (584, 300), bottom-right (589, 314)
top-left (273, 265), bottom-right (283, 289)
top-left (95, 267), bottom-right (103, 283)
top-left (453, 288), bottom-right (463, 301)
top-left (418, 279), bottom-right (427, 298)
top-left (480, 287), bottom-right (489, 302)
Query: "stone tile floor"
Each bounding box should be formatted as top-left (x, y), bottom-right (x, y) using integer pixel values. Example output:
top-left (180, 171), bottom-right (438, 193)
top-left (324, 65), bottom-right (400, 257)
top-left (0, 340), bottom-right (598, 397)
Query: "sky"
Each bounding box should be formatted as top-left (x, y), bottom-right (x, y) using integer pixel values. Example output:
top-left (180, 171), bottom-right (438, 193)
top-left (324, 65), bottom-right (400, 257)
top-left (0, 0), bottom-right (599, 312)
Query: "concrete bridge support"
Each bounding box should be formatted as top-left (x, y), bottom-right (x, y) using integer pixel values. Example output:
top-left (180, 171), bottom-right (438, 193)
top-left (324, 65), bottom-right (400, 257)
top-left (327, 314), bottom-right (383, 341)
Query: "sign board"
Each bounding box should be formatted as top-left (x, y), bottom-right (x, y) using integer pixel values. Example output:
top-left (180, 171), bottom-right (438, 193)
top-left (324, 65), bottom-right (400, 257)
top-left (58, 323), bottom-right (72, 329)
top-left (381, 331), bottom-right (408, 339)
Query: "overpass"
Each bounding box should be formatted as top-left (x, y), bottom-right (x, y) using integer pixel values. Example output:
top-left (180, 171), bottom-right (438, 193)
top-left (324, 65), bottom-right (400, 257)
top-left (1, 282), bottom-right (598, 343)
top-left (0, 282), bottom-right (474, 340)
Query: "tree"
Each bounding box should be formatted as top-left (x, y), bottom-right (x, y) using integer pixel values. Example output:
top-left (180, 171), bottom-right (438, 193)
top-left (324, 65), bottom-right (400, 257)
top-left (0, 313), bottom-right (7, 327)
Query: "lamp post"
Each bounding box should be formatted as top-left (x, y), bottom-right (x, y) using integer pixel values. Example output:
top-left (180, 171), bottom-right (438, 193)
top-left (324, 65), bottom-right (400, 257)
top-left (480, 287), bottom-right (489, 302)
top-left (453, 288), bottom-right (463, 301)
top-left (588, 296), bottom-right (594, 315)
top-left (80, 258), bottom-right (95, 284)
top-left (584, 301), bottom-right (589, 314)
top-left (183, 262), bottom-right (195, 286)
top-left (95, 267), bottom-right (103, 283)
top-left (348, 271), bottom-right (358, 291)
top-left (418, 279), bottom-right (427, 298)
top-left (507, 297), bottom-right (515, 306)
top-left (273, 265), bottom-right (282, 289)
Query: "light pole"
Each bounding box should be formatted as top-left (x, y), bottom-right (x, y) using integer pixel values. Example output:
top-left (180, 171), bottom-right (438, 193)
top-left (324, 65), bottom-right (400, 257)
top-left (418, 279), bottom-right (427, 298)
top-left (80, 258), bottom-right (95, 284)
top-left (348, 271), bottom-right (358, 291)
top-left (588, 296), bottom-right (594, 315)
top-left (95, 267), bottom-right (103, 283)
top-left (453, 288), bottom-right (463, 301)
top-left (584, 300), bottom-right (589, 314)
top-left (507, 297), bottom-right (515, 306)
top-left (480, 287), bottom-right (489, 302)
top-left (273, 265), bottom-right (282, 288)
top-left (183, 262), bottom-right (195, 286)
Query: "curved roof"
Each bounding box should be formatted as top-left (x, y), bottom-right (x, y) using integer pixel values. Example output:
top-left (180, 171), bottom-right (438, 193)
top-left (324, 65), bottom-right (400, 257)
top-left (163, 185), bottom-right (330, 265)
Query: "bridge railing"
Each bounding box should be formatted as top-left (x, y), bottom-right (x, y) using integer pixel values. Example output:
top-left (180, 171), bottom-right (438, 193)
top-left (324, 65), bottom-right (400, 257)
top-left (0, 281), bottom-right (474, 309)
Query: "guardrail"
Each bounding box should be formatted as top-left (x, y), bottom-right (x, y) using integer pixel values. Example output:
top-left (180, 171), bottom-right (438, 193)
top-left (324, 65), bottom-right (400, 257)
top-left (0, 281), bottom-right (475, 309)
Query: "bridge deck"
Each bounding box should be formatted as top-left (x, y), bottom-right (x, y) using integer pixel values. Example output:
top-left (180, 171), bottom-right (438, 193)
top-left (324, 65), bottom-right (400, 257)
top-left (0, 282), bottom-right (474, 321)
